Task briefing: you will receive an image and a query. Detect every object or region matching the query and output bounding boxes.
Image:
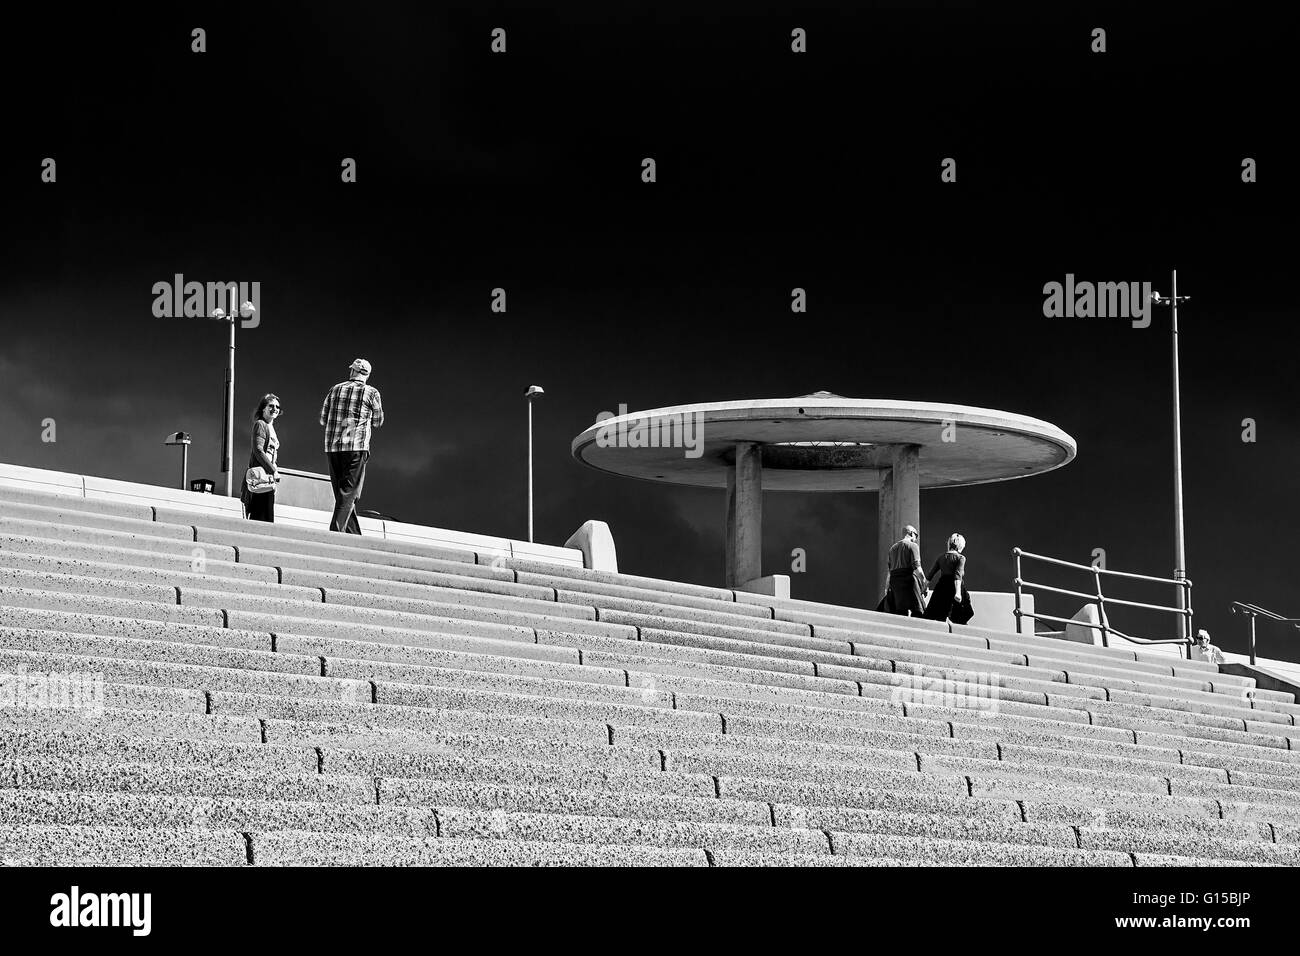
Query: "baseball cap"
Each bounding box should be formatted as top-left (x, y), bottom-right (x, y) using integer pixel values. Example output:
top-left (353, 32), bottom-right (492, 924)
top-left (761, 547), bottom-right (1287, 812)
top-left (349, 358), bottom-right (372, 376)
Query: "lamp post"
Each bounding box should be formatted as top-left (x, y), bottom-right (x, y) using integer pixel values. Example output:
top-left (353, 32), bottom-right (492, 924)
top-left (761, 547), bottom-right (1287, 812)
top-left (210, 291), bottom-right (256, 498)
top-left (164, 431), bottom-right (191, 489)
top-left (1151, 271), bottom-right (1191, 641)
top-left (525, 385), bottom-right (545, 543)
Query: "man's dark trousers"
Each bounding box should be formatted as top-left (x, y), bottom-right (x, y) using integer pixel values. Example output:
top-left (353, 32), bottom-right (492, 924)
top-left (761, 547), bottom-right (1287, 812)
top-left (326, 450), bottom-right (369, 534)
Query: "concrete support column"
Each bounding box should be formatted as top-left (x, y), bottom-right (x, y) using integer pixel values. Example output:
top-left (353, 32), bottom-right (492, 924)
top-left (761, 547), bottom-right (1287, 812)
top-left (725, 442), bottom-right (762, 588)
top-left (877, 467), bottom-right (895, 589)
top-left (878, 445), bottom-right (921, 583)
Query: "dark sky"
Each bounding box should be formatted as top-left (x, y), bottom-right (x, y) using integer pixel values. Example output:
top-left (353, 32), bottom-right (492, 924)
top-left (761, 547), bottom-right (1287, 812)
top-left (2, 3), bottom-right (1296, 658)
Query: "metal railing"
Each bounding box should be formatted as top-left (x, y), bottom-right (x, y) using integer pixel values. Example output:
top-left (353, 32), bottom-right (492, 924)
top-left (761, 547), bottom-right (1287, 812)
top-left (1230, 601), bottom-right (1300, 666)
top-left (1013, 548), bottom-right (1193, 652)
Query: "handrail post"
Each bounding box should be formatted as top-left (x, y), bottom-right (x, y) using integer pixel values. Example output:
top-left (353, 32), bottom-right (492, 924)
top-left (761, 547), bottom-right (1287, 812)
top-left (1013, 548), bottom-right (1023, 635)
top-left (1094, 565), bottom-right (1109, 648)
top-left (1250, 612), bottom-right (1257, 666)
top-left (1183, 579), bottom-right (1194, 659)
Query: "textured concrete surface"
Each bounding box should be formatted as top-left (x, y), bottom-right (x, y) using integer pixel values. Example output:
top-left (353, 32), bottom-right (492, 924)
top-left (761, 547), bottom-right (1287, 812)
top-left (0, 568), bottom-right (180, 605)
top-left (815, 809), bottom-right (1079, 848)
top-left (0, 588), bottom-right (223, 628)
top-left (708, 851), bottom-right (936, 867)
top-left (382, 762), bottom-right (717, 801)
top-left (951, 719), bottom-right (1147, 750)
top-left (0, 613), bottom-right (268, 651)
top-left (598, 609), bottom-right (810, 644)
top-left (594, 635), bottom-right (817, 679)
top-left (0, 502), bottom-right (194, 540)
top-left (616, 724), bottom-right (988, 764)
top-left (437, 806), bottom-right (831, 854)
top-left (504, 560), bottom-right (733, 601)
top-left (356, 663), bottom-right (634, 705)
top-left (2, 757), bottom-right (374, 804)
top-left (267, 718), bottom-right (614, 763)
top-left (1, 706), bottom-right (260, 744)
top-left (325, 585), bottom-right (592, 624)
top-left (371, 682), bottom-right (719, 732)
top-left (997, 743), bottom-right (1229, 784)
top-left (0, 534), bottom-right (271, 581)
top-left (196, 526), bottom-right (471, 570)
top-left (967, 776), bottom-right (1221, 818)
top-left (0, 789), bottom-right (440, 835)
top-left (831, 832), bottom-right (1133, 866)
top-left (663, 742), bottom-right (921, 782)
top-left (281, 632), bottom-right (583, 675)
top-left (553, 587), bottom-right (771, 623)
top-left (590, 650), bottom-right (838, 693)
top-left (931, 755), bottom-right (1170, 795)
top-left (251, 831), bottom-right (708, 866)
top-left (1021, 801), bottom-right (1270, 840)
top-left (723, 711), bottom-right (948, 744)
top-left (0, 824), bottom-right (248, 865)
top-left (382, 779), bottom-right (769, 826)
top-left (1132, 853), bottom-right (1272, 867)
top-left (219, 599), bottom-right (543, 643)
top-left (638, 626), bottom-right (864, 671)
top-left (2, 732), bottom-right (316, 773)
top-left (0, 550), bottom-right (302, 603)
top-left (284, 564), bottom-right (549, 602)
top-left (324, 739), bottom-right (659, 778)
top-left (0, 485), bottom-right (155, 520)
top-left (1079, 826), bottom-right (1300, 864)
top-left (0, 517), bottom-right (230, 559)
top-left (5, 495), bottom-right (1294, 867)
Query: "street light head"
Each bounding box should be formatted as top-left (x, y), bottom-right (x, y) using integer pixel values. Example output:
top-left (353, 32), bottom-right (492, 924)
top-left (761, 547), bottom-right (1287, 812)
top-left (163, 431), bottom-right (191, 445)
top-left (210, 307), bottom-right (226, 319)
top-left (239, 301), bottom-right (256, 317)
top-left (525, 385), bottom-right (545, 398)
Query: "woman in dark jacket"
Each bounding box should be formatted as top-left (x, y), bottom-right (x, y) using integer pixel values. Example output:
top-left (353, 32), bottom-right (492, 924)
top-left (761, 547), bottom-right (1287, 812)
top-left (923, 532), bottom-right (967, 621)
top-left (241, 394), bottom-right (281, 522)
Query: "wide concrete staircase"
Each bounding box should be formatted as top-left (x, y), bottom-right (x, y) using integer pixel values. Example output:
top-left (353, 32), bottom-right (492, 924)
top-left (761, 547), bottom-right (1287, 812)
top-left (3, 485), bottom-right (1300, 867)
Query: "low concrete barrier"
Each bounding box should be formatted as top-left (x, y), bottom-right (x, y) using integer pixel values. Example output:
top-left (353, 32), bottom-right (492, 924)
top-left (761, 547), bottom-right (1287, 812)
top-left (0, 462), bottom-right (582, 569)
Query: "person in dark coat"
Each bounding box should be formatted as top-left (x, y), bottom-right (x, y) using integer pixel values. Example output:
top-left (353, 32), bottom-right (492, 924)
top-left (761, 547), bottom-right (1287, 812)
top-left (241, 393), bottom-right (281, 522)
top-left (877, 525), bottom-right (927, 616)
top-left (923, 532), bottom-right (968, 621)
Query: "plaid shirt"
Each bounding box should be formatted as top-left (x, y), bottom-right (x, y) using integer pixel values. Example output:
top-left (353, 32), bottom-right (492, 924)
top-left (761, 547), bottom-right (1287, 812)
top-left (319, 379), bottom-right (385, 452)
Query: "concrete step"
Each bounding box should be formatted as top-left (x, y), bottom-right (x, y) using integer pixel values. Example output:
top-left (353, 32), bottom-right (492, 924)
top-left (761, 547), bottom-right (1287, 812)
top-left (2, 756), bottom-right (374, 804)
top-left (378, 778), bottom-right (771, 827)
top-left (2, 728), bottom-right (317, 774)
top-left (0, 549), bottom-right (313, 604)
top-left (1078, 825), bottom-right (1300, 864)
top-left (0, 485), bottom-right (156, 521)
top-left (0, 824), bottom-right (249, 865)
top-left (0, 645), bottom-right (368, 703)
top-left (212, 685), bottom-right (724, 735)
top-left (0, 532), bottom-right (272, 582)
top-left (1019, 800), bottom-right (1272, 840)
top-left (0, 516), bottom-right (229, 561)
top-left (434, 805), bottom-right (831, 855)
top-left (966, 775), bottom-right (1221, 818)
top-left (251, 831), bottom-right (708, 866)
top-left (827, 832), bottom-right (1134, 866)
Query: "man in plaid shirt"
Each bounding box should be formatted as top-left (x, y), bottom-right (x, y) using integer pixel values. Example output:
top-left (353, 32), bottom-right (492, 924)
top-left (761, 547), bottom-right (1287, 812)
top-left (320, 357), bottom-right (385, 533)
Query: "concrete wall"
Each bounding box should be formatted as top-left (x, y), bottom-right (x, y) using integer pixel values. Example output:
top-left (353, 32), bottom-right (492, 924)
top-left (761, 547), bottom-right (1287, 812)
top-left (276, 468), bottom-right (335, 511)
top-left (967, 591), bottom-right (1034, 634)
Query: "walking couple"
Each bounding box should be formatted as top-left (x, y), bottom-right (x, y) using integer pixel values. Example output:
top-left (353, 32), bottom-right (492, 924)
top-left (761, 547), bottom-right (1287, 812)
top-left (877, 525), bottom-right (974, 624)
top-left (241, 357), bottom-right (385, 534)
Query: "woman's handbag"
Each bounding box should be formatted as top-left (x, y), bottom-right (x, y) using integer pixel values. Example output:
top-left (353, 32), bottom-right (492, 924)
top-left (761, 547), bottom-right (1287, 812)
top-left (244, 467), bottom-right (277, 494)
top-left (949, 590), bottom-right (974, 625)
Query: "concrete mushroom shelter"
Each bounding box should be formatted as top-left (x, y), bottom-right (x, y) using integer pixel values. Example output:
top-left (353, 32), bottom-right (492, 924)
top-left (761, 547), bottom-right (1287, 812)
top-left (571, 392), bottom-right (1077, 591)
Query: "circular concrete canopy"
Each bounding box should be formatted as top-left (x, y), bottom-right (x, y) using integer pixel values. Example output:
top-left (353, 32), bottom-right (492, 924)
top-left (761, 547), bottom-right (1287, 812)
top-left (571, 394), bottom-right (1077, 492)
